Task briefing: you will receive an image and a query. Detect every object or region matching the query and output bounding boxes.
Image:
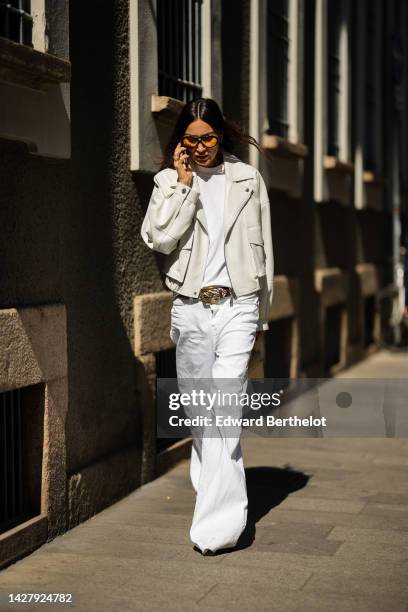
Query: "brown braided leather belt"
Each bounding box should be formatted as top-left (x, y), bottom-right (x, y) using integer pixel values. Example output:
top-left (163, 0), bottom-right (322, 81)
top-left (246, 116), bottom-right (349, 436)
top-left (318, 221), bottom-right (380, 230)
top-left (198, 285), bottom-right (232, 304)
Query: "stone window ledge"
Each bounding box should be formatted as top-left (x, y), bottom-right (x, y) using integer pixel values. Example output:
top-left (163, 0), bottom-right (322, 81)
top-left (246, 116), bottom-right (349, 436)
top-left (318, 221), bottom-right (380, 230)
top-left (269, 275), bottom-right (299, 321)
top-left (0, 36), bottom-right (71, 92)
top-left (262, 134), bottom-right (308, 160)
top-left (314, 267), bottom-right (348, 307)
top-left (151, 95), bottom-right (185, 124)
top-left (364, 172), bottom-right (384, 210)
top-left (355, 263), bottom-right (381, 297)
top-left (363, 171), bottom-right (384, 186)
top-left (324, 156), bottom-right (354, 174)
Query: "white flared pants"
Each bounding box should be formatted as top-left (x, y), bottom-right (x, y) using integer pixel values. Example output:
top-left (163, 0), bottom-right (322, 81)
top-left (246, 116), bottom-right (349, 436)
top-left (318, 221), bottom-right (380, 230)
top-left (170, 290), bottom-right (259, 553)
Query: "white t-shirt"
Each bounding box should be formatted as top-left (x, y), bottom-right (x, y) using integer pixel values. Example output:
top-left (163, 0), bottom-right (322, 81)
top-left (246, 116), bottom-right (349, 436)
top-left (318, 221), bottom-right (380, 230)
top-left (193, 160), bottom-right (232, 288)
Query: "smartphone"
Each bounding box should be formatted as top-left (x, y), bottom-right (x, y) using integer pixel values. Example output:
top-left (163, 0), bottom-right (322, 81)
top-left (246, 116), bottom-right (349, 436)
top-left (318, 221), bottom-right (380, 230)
top-left (180, 143), bottom-right (192, 170)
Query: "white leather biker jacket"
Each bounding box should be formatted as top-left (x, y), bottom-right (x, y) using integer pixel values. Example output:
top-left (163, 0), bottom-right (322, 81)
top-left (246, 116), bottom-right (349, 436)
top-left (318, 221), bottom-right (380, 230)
top-left (141, 151), bottom-right (274, 331)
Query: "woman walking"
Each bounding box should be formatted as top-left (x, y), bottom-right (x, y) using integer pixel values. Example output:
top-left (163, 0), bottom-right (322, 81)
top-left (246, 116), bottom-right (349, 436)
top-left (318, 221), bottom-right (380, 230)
top-left (141, 98), bottom-right (274, 555)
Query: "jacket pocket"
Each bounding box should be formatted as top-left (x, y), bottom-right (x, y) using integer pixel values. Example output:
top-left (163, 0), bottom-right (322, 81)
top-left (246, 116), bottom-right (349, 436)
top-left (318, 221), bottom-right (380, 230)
top-left (163, 227), bottom-right (195, 282)
top-left (247, 225), bottom-right (266, 277)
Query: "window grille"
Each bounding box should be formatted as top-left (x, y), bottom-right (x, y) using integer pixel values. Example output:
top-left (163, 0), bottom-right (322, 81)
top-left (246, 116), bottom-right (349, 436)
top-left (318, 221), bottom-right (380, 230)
top-left (266, 0), bottom-right (289, 138)
top-left (0, 0), bottom-right (33, 46)
top-left (0, 388), bottom-right (25, 534)
top-left (327, 0), bottom-right (342, 157)
top-left (157, 0), bottom-right (203, 103)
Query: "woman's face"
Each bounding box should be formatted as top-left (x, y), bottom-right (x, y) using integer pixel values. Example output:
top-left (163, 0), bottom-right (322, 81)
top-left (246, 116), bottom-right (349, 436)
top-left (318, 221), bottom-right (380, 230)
top-left (182, 119), bottom-right (223, 167)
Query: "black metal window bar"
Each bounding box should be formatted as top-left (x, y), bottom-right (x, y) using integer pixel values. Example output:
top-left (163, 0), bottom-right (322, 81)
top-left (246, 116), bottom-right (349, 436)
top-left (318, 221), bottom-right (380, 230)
top-left (327, 0), bottom-right (342, 158)
top-left (364, 1), bottom-right (376, 172)
top-left (157, 0), bottom-right (203, 103)
top-left (155, 348), bottom-right (179, 452)
top-left (0, 0), bottom-right (33, 46)
top-left (325, 303), bottom-right (342, 370)
top-left (0, 389), bottom-right (25, 534)
top-left (392, 0), bottom-right (404, 114)
top-left (264, 318), bottom-right (292, 380)
top-left (266, 0), bottom-right (289, 139)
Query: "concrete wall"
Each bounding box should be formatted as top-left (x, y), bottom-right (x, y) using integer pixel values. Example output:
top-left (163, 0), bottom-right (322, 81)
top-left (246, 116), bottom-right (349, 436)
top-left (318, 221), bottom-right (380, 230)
top-left (0, 0), bottom-right (155, 529)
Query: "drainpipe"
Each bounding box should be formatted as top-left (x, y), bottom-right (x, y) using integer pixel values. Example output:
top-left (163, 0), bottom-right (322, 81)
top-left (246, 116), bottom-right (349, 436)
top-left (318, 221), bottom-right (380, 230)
top-left (390, 26), bottom-right (404, 344)
top-left (385, 2), bottom-right (404, 345)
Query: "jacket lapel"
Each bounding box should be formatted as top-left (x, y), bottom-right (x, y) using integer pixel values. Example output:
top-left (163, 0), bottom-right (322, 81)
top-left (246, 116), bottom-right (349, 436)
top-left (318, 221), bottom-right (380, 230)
top-left (223, 153), bottom-right (256, 238)
top-left (165, 152), bottom-right (255, 236)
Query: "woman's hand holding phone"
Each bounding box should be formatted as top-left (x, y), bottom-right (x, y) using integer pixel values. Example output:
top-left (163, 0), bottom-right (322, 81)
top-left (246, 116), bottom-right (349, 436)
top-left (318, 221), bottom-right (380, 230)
top-left (173, 142), bottom-right (193, 187)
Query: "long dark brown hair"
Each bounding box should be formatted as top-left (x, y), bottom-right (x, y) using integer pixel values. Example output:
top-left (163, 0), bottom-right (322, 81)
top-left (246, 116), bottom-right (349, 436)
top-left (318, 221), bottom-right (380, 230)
top-left (157, 97), bottom-right (266, 170)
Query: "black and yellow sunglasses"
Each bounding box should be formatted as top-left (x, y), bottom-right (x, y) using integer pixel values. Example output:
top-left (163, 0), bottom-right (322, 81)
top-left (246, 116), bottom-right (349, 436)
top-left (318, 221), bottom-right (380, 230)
top-left (181, 132), bottom-right (222, 149)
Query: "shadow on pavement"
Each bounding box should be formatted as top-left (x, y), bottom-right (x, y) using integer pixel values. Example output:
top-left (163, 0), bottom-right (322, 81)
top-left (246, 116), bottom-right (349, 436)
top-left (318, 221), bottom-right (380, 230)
top-left (214, 465), bottom-right (310, 556)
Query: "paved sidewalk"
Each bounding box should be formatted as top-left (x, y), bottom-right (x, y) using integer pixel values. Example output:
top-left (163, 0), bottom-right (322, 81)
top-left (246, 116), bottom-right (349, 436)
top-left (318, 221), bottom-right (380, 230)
top-left (0, 350), bottom-right (407, 611)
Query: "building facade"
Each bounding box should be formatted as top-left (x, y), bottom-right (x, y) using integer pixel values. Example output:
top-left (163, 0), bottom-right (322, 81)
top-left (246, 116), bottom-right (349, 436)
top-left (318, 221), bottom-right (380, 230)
top-left (0, 0), bottom-right (407, 568)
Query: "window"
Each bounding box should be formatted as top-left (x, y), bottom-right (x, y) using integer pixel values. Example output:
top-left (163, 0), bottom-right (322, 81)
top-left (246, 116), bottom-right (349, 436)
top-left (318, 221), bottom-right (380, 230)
top-left (363, 1), bottom-right (385, 175)
top-left (1, 388), bottom-right (25, 534)
top-left (157, 0), bottom-right (203, 103)
top-left (264, 0), bottom-right (303, 147)
top-left (400, 0), bottom-right (408, 191)
top-left (266, 0), bottom-right (289, 139)
top-left (327, 0), bottom-right (342, 158)
top-left (0, 0), bottom-right (70, 158)
top-left (130, 0), bottom-right (218, 170)
top-left (363, 3), bottom-right (375, 171)
top-left (0, 0), bottom-right (33, 46)
top-left (0, 385), bottom-right (44, 536)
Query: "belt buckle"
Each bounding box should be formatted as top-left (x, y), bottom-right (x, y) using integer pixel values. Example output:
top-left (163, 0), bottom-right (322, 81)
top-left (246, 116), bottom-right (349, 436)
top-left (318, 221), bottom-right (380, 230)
top-left (199, 286), bottom-right (221, 305)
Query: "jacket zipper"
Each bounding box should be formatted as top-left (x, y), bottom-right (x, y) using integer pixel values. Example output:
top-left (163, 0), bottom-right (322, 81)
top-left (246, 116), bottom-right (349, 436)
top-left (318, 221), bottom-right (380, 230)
top-left (199, 236), bottom-right (210, 291)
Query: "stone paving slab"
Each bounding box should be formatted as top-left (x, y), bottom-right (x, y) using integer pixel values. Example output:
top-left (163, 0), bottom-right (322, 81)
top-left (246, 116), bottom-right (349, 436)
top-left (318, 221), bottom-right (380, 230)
top-left (295, 485), bottom-right (382, 500)
top-left (0, 350), bottom-right (407, 611)
top-left (198, 583), bottom-right (408, 612)
top-left (302, 566), bottom-right (408, 597)
top-left (260, 506), bottom-right (408, 530)
top-left (277, 496), bottom-right (366, 514)
top-left (327, 525), bottom-right (408, 546)
top-left (332, 540), bottom-right (408, 563)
